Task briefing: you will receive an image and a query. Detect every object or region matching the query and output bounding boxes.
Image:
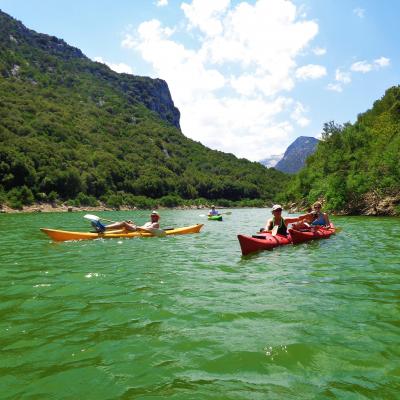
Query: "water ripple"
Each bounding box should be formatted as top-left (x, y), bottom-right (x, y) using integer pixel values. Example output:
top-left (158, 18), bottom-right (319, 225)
top-left (1, 211), bottom-right (399, 399)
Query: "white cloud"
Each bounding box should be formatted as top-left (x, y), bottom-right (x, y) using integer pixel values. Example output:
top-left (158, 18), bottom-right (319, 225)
top-left (326, 83), bottom-right (343, 93)
top-left (351, 57), bottom-right (390, 73)
top-left (291, 102), bottom-right (310, 127)
top-left (260, 153), bottom-right (283, 167)
top-left (350, 60), bottom-right (372, 73)
top-left (181, 0), bottom-right (230, 37)
top-left (93, 56), bottom-right (133, 74)
top-left (181, 95), bottom-right (295, 160)
top-left (326, 68), bottom-right (350, 92)
top-left (374, 56), bottom-right (390, 67)
top-left (327, 55), bottom-right (389, 93)
top-left (335, 68), bottom-right (351, 84)
top-left (122, 0), bottom-right (321, 160)
top-left (313, 47), bottom-right (326, 56)
top-left (295, 64), bottom-right (327, 80)
top-left (156, 0), bottom-right (168, 7)
top-left (121, 34), bottom-right (135, 49)
top-left (353, 8), bottom-right (365, 18)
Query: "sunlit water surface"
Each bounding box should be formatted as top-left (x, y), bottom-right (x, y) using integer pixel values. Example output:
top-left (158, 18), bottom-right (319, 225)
top-left (1, 209), bottom-right (399, 399)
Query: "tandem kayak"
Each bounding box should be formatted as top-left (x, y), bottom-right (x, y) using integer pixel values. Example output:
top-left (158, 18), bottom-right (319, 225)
top-left (208, 215), bottom-right (223, 221)
top-left (237, 232), bottom-right (291, 255)
top-left (238, 224), bottom-right (336, 255)
top-left (41, 224), bottom-right (204, 242)
top-left (288, 224), bottom-right (336, 244)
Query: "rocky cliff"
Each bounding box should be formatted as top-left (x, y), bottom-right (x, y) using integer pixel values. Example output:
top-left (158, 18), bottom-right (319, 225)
top-left (0, 9), bottom-right (180, 129)
top-left (274, 136), bottom-right (319, 173)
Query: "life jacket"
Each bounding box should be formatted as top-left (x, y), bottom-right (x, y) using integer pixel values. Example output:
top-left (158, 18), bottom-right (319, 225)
top-left (311, 213), bottom-right (326, 226)
top-left (273, 217), bottom-right (288, 236)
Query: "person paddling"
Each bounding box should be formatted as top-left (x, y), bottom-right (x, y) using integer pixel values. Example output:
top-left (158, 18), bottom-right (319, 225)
top-left (263, 204), bottom-right (308, 236)
top-left (208, 205), bottom-right (220, 216)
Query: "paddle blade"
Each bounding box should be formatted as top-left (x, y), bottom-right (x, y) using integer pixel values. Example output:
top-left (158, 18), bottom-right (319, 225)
top-left (84, 214), bottom-right (100, 222)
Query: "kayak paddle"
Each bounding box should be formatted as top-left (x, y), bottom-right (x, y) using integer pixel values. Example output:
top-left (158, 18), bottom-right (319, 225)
top-left (271, 225), bottom-right (279, 236)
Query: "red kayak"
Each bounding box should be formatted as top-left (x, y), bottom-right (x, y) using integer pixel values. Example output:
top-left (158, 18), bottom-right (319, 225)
top-left (288, 224), bottom-right (336, 244)
top-left (238, 224), bottom-right (336, 256)
top-left (237, 232), bottom-right (292, 256)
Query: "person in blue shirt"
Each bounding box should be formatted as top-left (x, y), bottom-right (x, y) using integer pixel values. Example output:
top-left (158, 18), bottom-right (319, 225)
top-left (309, 202), bottom-right (331, 227)
top-left (208, 205), bottom-right (220, 216)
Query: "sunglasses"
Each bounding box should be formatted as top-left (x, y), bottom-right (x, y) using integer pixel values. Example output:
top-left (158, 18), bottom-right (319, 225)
top-left (273, 209), bottom-right (282, 212)
top-left (314, 206), bottom-right (321, 209)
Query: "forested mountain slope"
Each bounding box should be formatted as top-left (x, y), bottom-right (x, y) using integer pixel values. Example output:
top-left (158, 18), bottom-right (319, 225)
top-left (0, 10), bottom-right (288, 209)
top-left (284, 86), bottom-right (400, 215)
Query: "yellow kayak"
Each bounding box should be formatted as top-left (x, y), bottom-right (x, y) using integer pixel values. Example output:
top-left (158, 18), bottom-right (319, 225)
top-left (41, 224), bottom-right (204, 242)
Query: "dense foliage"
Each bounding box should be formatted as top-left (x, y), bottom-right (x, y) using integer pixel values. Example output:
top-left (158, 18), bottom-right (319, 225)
top-left (284, 86), bottom-right (400, 213)
top-left (0, 10), bottom-right (289, 209)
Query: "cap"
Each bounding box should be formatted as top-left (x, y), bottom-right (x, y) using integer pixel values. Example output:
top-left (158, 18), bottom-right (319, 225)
top-left (211, 205), bottom-right (215, 208)
top-left (151, 211), bottom-right (160, 219)
top-left (272, 204), bottom-right (283, 212)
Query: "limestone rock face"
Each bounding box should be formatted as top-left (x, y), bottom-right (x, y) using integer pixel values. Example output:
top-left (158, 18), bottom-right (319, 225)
top-left (274, 136), bottom-right (320, 174)
top-left (0, 9), bottom-right (180, 129)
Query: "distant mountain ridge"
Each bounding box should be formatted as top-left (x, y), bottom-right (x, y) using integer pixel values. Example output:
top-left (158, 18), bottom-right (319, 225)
top-left (274, 136), bottom-right (320, 173)
top-left (0, 9), bottom-right (181, 129)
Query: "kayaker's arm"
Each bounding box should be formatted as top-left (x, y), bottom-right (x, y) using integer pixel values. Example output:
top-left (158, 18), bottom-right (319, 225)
top-left (323, 212), bottom-right (331, 227)
top-left (284, 216), bottom-right (304, 224)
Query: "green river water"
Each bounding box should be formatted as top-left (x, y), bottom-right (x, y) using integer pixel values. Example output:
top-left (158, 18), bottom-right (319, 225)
top-left (0, 209), bottom-right (399, 399)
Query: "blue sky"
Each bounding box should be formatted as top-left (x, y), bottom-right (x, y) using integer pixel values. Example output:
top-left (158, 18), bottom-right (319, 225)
top-left (1, 0), bottom-right (399, 161)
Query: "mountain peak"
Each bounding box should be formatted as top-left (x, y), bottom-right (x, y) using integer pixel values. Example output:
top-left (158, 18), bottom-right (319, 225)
top-left (275, 136), bottom-right (319, 173)
top-left (0, 9), bottom-right (86, 60)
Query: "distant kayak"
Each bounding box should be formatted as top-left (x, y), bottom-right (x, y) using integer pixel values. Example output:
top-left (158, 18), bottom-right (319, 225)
top-left (238, 224), bottom-right (336, 255)
top-left (41, 224), bottom-right (204, 242)
top-left (208, 215), bottom-right (223, 221)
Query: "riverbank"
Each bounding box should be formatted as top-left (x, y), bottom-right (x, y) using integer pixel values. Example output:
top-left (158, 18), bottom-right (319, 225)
top-left (0, 202), bottom-right (214, 214)
top-left (1, 192), bottom-right (399, 216)
top-left (287, 191), bottom-right (400, 217)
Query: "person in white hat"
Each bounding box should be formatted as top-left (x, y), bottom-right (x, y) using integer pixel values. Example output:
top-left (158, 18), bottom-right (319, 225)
top-left (208, 205), bottom-right (220, 216)
top-left (141, 211), bottom-right (161, 229)
top-left (263, 205), bottom-right (308, 236)
top-left (100, 211), bottom-right (161, 232)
